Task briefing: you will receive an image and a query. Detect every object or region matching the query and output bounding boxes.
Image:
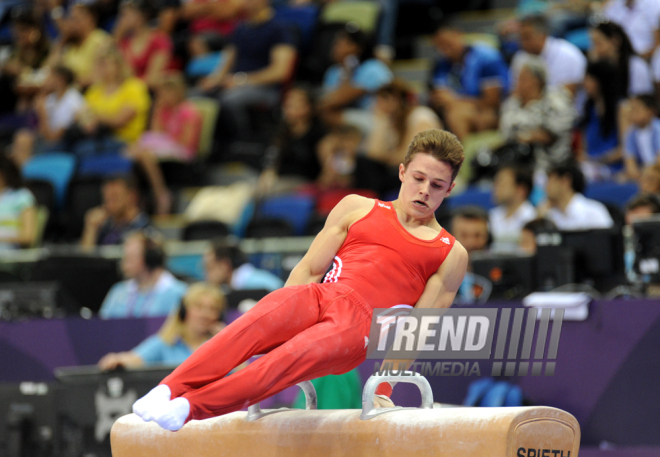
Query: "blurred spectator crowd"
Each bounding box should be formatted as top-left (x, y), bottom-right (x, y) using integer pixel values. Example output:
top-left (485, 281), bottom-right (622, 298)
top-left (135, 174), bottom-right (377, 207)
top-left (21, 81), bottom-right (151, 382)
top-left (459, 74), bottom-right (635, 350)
top-left (1, 0), bottom-right (660, 310)
top-left (2, 5), bottom-right (660, 447)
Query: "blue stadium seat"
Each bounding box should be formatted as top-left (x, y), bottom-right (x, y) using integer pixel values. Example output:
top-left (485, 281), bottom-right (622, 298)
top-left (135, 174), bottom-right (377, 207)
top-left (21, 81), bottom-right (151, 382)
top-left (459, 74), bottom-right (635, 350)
top-left (446, 187), bottom-right (495, 211)
top-left (23, 152), bottom-right (77, 209)
top-left (257, 194), bottom-right (315, 236)
top-left (584, 181), bottom-right (639, 207)
top-left (186, 52), bottom-right (224, 78)
top-left (167, 254), bottom-right (205, 282)
top-left (78, 154), bottom-right (133, 177)
top-left (565, 28), bottom-right (590, 52)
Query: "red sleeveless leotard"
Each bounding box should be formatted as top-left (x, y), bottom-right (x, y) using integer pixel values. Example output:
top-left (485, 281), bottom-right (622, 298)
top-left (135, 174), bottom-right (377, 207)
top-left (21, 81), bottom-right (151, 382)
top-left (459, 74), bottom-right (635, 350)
top-left (323, 200), bottom-right (456, 309)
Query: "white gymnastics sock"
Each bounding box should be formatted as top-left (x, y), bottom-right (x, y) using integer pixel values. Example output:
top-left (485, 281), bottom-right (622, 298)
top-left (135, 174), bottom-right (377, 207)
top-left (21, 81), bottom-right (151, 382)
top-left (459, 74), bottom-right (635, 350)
top-left (152, 397), bottom-right (190, 432)
top-left (133, 384), bottom-right (171, 422)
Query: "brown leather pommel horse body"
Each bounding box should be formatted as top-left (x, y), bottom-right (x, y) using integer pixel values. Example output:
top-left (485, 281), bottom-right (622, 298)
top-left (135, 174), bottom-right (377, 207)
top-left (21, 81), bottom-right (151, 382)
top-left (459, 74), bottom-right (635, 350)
top-left (111, 373), bottom-right (581, 457)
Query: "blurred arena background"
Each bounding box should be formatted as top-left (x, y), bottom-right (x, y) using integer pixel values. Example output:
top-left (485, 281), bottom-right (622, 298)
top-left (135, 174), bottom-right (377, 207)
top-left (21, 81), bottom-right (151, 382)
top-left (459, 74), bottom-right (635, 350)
top-left (0, 0), bottom-right (659, 455)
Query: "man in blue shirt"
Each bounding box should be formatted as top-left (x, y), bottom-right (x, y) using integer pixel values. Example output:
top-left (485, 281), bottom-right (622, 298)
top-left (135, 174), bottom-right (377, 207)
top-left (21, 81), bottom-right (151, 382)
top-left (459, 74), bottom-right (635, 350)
top-left (196, 0), bottom-right (297, 141)
top-left (318, 25), bottom-right (393, 129)
top-left (429, 17), bottom-right (510, 140)
top-left (624, 94), bottom-right (660, 180)
top-left (204, 239), bottom-right (284, 294)
top-left (99, 231), bottom-right (187, 318)
top-left (80, 175), bottom-right (151, 249)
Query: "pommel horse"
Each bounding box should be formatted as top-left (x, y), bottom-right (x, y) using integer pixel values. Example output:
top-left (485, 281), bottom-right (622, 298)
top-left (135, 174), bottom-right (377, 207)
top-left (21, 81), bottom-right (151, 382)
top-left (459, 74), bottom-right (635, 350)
top-left (111, 373), bottom-right (580, 457)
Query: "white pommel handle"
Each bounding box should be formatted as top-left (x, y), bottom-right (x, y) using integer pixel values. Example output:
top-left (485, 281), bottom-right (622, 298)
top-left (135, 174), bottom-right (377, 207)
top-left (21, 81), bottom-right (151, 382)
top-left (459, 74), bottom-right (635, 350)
top-left (247, 381), bottom-right (317, 421)
top-left (361, 371), bottom-right (434, 420)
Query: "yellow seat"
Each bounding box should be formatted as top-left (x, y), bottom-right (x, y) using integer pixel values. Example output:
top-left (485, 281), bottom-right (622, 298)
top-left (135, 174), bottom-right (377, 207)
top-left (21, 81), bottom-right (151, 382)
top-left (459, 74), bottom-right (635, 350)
top-left (188, 97), bottom-right (220, 159)
top-left (456, 130), bottom-right (506, 190)
top-left (321, 1), bottom-right (381, 34)
top-left (463, 32), bottom-right (500, 49)
top-left (30, 205), bottom-right (49, 248)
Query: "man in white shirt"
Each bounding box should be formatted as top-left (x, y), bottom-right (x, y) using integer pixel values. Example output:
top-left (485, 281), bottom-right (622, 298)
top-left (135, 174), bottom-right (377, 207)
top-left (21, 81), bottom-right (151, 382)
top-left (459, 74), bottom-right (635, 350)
top-left (603, 0), bottom-right (660, 57)
top-left (489, 165), bottom-right (537, 251)
top-left (543, 162), bottom-right (614, 230)
top-left (510, 14), bottom-right (587, 97)
top-left (99, 231), bottom-right (188, 319)
top-left (10, 66), bottom-right (85, 167)
top-left (42, 66), bottom-right (85, 134)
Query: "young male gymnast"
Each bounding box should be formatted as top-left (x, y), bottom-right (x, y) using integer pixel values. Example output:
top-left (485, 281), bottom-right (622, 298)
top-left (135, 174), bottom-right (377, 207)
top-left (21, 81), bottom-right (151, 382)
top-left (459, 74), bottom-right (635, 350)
top-left (133, 128), bottom-right (469, 431)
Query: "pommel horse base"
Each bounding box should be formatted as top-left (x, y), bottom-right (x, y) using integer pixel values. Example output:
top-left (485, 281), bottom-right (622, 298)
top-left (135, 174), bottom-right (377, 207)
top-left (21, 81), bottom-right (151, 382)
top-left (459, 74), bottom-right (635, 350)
top-left (111, 373), bottom-right (581, 457)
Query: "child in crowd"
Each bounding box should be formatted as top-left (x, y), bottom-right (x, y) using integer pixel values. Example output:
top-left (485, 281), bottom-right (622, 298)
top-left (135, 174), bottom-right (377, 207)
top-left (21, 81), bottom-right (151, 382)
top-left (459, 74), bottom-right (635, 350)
top-left (127, 72), bottom-right (202, 214)
top-left (9, 66), bottom-right (85, 167)
top-left (623, 94), bottom-right (660, 181)
top-left (0, 152), bottom-right (37, 250)
top-left (316, 125), bottom-right (363, 190)
top-left (185, 35), bottom-right (226, 82)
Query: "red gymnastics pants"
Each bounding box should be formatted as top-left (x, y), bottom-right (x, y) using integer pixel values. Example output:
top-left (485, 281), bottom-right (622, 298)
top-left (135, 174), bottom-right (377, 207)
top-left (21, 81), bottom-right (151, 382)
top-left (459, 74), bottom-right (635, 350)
top-left (160, 282), bottom-right (373, 422)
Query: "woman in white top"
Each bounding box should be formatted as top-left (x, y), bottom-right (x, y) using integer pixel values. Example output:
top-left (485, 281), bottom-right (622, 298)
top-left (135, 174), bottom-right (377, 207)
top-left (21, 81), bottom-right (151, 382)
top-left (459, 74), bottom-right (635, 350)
top-left (9, 66), bottom-right (85, 167)
top-left (589, 21), bottom-right (653, 97)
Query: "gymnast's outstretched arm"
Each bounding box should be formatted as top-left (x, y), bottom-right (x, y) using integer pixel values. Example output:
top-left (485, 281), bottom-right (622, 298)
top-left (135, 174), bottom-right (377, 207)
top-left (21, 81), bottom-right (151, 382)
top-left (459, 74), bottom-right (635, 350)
top-left (285, 195), bottom-right (373, 287)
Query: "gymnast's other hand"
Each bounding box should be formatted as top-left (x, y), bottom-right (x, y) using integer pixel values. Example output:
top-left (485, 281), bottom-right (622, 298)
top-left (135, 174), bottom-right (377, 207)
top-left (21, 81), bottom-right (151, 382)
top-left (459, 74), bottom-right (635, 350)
top-left (373, 394), bottom-right (395, 409)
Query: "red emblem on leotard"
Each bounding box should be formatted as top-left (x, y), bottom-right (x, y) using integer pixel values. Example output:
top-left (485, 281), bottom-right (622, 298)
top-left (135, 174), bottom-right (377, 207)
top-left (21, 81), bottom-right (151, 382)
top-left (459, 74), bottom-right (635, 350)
top-left (323, 256), bottom-right (343, 283)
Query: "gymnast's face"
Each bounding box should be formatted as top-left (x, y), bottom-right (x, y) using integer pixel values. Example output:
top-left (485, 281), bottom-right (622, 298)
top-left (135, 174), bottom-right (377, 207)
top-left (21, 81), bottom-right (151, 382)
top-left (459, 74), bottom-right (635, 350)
top-left (398, 152), bottom-right (455, 218)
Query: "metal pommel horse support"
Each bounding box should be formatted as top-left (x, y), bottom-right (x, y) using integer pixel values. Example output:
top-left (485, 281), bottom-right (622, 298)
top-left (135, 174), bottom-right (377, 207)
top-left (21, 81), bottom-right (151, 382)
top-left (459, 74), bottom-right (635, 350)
top-left (360, 371), bottom-right (433, 420)
top-left (246, 380), bottom-right (318, 421)
top-left (246, 371), bottom-right (432, 421)
top-left (111, 373), bottom-right (581, 457)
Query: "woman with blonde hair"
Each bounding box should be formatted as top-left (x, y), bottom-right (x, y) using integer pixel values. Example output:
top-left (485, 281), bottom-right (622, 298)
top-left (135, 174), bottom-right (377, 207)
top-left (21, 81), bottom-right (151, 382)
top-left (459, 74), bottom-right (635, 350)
top-left (98, 283), bottom-right (225, 370)
top-left (72, 44), bottom-right (151, 155)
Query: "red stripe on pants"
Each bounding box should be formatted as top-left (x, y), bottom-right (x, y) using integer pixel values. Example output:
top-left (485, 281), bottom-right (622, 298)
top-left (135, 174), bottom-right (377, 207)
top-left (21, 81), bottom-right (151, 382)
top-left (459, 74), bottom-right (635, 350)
top-left (160, 283), bottom-right (373, 421)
